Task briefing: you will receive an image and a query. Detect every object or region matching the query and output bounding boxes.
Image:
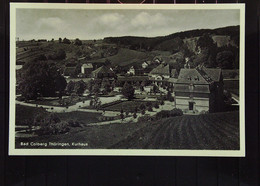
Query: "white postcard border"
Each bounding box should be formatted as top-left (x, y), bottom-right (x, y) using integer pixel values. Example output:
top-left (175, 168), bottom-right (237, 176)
top-left (9, 3), bottom-right (245, 156)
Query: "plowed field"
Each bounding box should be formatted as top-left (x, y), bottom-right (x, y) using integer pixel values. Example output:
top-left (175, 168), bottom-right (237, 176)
top-left (112, 111), bottom-right (239, 150)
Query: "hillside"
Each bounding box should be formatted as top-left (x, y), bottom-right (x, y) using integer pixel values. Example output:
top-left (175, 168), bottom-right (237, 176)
top-left (16, 25), bottom-right (239, 70)
top-left (111, 111), bottom-right (239, 150)
top-left (104, 26), bottom-right (239, 51)
top-left (107, 48), bottom-right (150, 66)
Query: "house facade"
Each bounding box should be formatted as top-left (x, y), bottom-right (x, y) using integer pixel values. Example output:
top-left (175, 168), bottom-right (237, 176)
top-left (174, 67), bottom-right (224, 114)
top-left (148, 64), bottom-right (178, 88)
top-left (81, 63), bottom-right (93, 77)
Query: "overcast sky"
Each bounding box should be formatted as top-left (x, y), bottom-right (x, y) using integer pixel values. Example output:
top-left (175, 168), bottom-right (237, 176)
top-left (16, 9), bottom-right (240, 40)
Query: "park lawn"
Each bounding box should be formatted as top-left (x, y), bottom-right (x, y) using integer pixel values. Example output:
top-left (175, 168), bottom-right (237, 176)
top-left (27, 96), bottom-right (91, 107)
top-left (102, 100), bottom-right (159, 113)
top-left (15, 104), bottom-right (102, 126)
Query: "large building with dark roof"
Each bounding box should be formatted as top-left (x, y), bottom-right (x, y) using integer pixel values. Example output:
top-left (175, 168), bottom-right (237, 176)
top-left (174, 66), bottom-right (224, 114)
top-left (91, 65), bottom-right (115, 79)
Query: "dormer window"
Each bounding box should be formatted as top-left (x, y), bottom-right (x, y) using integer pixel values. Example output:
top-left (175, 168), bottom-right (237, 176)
top-left (194, 76), bottom-right (199, 81)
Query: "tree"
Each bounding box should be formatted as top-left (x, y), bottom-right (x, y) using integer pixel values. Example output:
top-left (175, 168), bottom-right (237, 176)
top-left (55, 75), bottom-right (67, 98)
top-left (216, 51), bottom-right (235, 69)
top-left (63, 37), bottom-right (71, 44)
top-left (153, 84), bottom-right (159, 94)
top-left (74, 80), bottom-right (87, 95)
top-left (90, 96), bottom-right (101, 110)
top-left (74, 38), bottom-right (82, 46)
top-left (133, 112), bottom-right (137, 119)
top-left (101, 78), bottom-right (111, 95)
top-left (19, 60), bottom-right (67, 100)
top-left (121, 82), bottom-right (135, 100)
top-left (48, 49), bottom-right (66, 60)
top-left (92, 83), bottom-right (100, 96)
top-left (139, 103), bottom-right (146, 111)
top-left (120, 108), bottom-right (124, 121)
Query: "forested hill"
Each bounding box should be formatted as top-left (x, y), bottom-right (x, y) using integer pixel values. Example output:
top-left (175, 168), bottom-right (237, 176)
top-left (103, 26), bottom-right (239, 51)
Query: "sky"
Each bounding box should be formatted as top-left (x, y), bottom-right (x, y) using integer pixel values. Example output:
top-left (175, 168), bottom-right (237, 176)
top-left (16, 8), bottom-right (240, 40)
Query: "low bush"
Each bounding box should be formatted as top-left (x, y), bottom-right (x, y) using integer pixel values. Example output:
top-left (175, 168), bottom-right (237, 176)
top-left (37, 121), bottom-right (70, 135)
top-left (148, 106), bottom-right (153, 112)
top-left (154, 102), bottom-right (159, 109)
top-left (34, 113), bottom-right (70, 135)
top-left (155, 108), bottom-right (183, 120)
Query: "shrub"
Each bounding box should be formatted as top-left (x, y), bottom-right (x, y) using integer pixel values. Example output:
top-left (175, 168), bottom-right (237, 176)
top-left (155, 108), bottom-right (183, 120)
top-left (160, 100), bottom-right (164, 105)
top-left (139, 103), bottom-right (146, 111)
top-left (148, 106), bottom-right (153, 112)
top-left (37, 121), bottom-right (70, 135)
top-left (34, 113), bottom-right (70, 135)
top-left (141, 110), bottom-right (145, 115)
top-left (154, 102), bottom-right (159, 109)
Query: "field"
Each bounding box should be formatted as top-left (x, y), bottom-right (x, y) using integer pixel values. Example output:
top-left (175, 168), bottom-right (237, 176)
top-left (16, 110), bottom-right (239, 150)
top-left (112, 111), bottom-right (239, 150)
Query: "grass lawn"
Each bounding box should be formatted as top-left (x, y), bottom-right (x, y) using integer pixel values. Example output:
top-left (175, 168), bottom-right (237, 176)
top-left (102, 100), bottom-right (159, 113)
top-left (16, 104), bottom-right (102, 126)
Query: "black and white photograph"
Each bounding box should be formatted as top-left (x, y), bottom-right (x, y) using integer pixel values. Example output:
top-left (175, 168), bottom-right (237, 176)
top-left (9, 3), bottom-right (245, 156)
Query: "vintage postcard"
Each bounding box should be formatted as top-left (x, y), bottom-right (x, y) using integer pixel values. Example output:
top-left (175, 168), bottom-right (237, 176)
top-left (9, 3), bottom-right (245, 156)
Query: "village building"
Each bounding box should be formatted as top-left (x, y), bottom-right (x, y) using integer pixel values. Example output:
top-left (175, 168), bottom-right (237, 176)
top-left (91, 65), bottom-right (115, 79)
top-left (127, 66), bottom-right (135, 75)
top-left (81, 63), bottom-right (93, 77)
top-left (148, 64), bottom-right (178, 88)
top-left (117, 76), bottom-right (149, 86)
top-left (142, 61), bottom-right (150, 69)
top-left (173, 66), bottom-right (224, 114)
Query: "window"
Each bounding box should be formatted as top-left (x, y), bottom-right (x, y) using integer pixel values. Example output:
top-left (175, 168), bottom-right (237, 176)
top-left (189, 102), bottom-right (194, 111)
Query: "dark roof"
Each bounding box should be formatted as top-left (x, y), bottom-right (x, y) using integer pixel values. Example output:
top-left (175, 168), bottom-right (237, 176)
top-left (176, 67), bottom-right (222, 85)
top-left (174, 84), bottom-right (210, 93)
top-left (201, 67), bottom-right (222, 82)
top-left (117, 76), bottom-right (149, 82)
top-left (149, 64), bottom-right (170, 76)
top-left (91, 66), bottom-right (114, 75)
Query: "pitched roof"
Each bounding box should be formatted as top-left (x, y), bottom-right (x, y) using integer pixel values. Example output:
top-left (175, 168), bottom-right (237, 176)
top-left (201, 67), bottom-right (222, 82)
top-left (176, 67), bottom-right (222, 85)
top-left (149, 64), bottom-right (170, 76)
top-left (91, 65), bottom-right (114, 75)
top-left (174, 84), bottom-right (210, 93)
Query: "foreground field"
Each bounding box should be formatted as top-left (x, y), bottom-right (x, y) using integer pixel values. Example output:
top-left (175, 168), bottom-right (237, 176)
top-left (16, 110), bottom-right (239, 150)
top-left (112, 111), bottom-right (239, 150)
